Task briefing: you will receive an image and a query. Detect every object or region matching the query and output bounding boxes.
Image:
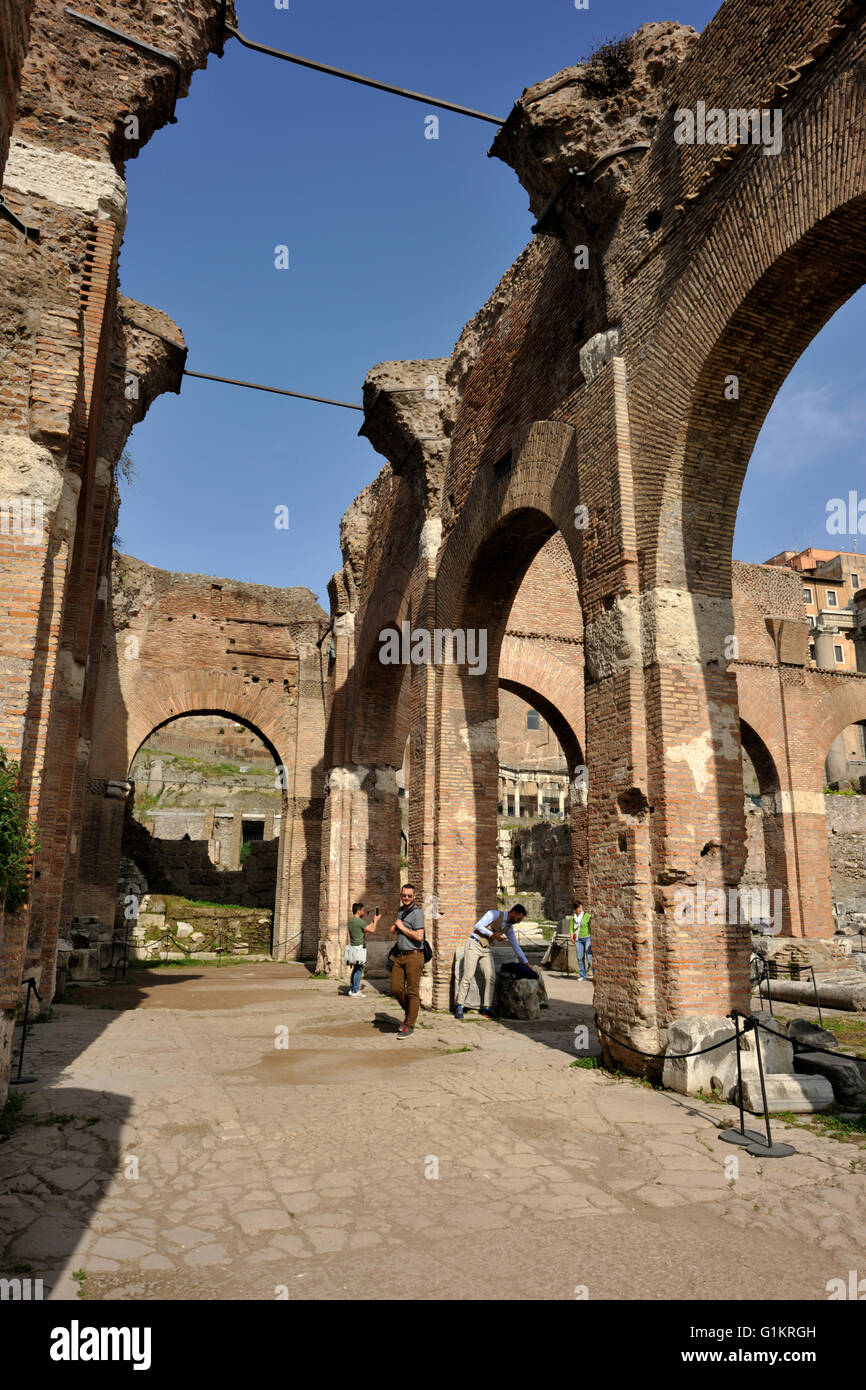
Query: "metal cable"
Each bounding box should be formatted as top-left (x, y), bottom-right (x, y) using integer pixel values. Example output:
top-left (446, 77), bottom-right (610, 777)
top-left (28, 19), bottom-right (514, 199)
top-left (225, 24), bottom-right (504, 126)
top-left (183, 369), bottom-right (363, 411)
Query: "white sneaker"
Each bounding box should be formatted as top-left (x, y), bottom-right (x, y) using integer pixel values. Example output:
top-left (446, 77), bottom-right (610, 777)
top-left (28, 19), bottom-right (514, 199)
top-left (348, 990), bottom-right (359, 997)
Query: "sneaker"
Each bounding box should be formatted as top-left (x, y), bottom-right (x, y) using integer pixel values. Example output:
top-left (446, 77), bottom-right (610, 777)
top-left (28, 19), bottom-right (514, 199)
top-left (479, 1006), bottom-right (495, 1018)
top-left (348, 990), bottom-right (359, 997)
top-left (397, 1023), bottom-right (414, 1037)
top-left (454, 1005), bottom-right (464, 1020)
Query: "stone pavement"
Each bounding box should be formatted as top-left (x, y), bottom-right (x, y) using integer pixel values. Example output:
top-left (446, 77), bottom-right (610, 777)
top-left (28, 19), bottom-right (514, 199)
top-left (1, 964), bottom-right (864, 1301)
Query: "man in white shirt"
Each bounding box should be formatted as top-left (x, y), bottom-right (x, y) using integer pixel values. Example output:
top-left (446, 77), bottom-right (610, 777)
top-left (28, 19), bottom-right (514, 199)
top-left (454, 904), bottom-right (528, 1020)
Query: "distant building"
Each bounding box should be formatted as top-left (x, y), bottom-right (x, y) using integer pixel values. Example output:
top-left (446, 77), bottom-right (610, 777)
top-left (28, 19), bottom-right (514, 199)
top-left (765, 547), bottom-right (866, 784)
top-left (496, 691), bottom-right (569, 819)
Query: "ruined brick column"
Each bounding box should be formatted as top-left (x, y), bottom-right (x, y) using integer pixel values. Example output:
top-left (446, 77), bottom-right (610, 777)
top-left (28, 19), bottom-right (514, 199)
top-left (0, 1), bottom-right (232, 1099)
top-left (317, 611), bottom-right (357, 972)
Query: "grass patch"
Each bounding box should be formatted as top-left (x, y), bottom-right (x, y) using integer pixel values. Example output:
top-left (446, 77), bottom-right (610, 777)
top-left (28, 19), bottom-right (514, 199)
top-left (442, 1045), bottom-right (473, 1055)
top-left (808, 1016), bottom-right (866, 1053)
top-left (570, 1056), bottom-right (599, 1069)
top-left (34, 1112), bottom-right (77, 1128)
top-left (0, 1090), bottom-right (26, 1138)
top-left (128, 956), bottom-right (274, 970)
top-left (774, 1106), bottom-right (866, 1147)
top-left (163, 895), bottom-right (255, 912)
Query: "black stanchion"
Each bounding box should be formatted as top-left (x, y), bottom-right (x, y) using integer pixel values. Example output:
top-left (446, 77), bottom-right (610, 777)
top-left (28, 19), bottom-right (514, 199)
top-left (744, 1015), bottom-right (795, 1158)
top-left (10, 976), bottom-right (42, 1086)
top-left (810, 964), bottom-right (823, 1027)
top-left (719, 1010), bottom-right (764, 1146)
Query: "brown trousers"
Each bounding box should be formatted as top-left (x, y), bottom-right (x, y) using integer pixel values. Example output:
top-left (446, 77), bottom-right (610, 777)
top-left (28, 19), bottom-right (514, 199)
top-left (390, 949), bottom-right (424, 1027)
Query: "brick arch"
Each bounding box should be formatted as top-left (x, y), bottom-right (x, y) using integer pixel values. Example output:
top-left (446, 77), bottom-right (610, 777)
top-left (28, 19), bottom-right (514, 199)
top-left (498, 636), bottom-right (585, 769)
top-left (129, 708), bottom-right (282, 776)
top-left (677, 197), bottom-right (866, 595)
top-left (123, 669), bottom-right (295, 778)
top-left (628, 33), bottom-right (866, 590)
top-left (436, 421), bottom-right (582, 640)
top-left (739, 717), bottom-right (781, 798)
top-left (426, 423), bottom-right (596, 1001)
top-left (810, 675), bottom-right (866, 762)
top-left (350, 583), bottom-right (413, 769)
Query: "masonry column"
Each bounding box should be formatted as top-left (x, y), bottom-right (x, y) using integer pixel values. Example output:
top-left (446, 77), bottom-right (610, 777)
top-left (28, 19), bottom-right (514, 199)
top-left (228, 813), bottom-right (243, 871)
top-left (317, 610), bottom-right (356, 972)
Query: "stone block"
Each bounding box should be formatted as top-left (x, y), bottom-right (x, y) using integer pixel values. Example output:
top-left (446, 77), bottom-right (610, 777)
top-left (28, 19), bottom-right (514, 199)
top-left (67, 948), bottom-right (100, 983)
top-left (793, 1052), bottom-right (866, 1106)
top-left (175, 922), bottom-right (194, 939)
top-left (662, 1015), bottom-right (737, 1098)
top-left (740, 1073), bottom-right (834, 1113)
top-left (740, 1013), bottom-right (793, 1073)
top-left (137, 913), bottom-right (165, 930)
top-left (788, 1018), bottom-right (838, 1052)
top-left (419, 969), bottom-right (433, 1009)
top-left (493, 972), bottom-right (540, 1020)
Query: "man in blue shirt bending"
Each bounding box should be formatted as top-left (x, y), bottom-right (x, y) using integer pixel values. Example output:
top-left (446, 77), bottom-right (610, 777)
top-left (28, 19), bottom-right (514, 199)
top-left (454, 904), bottom-right (528, 1020)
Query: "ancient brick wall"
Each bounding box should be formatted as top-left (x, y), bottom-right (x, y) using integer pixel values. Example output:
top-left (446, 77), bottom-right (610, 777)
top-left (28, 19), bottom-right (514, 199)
top-left (0, 1), bottom-right (232, 1101)
top-left (322, 1), bottom-right (866, 1064)
top-left (0, 0), bottom-right (34, 177)
top-left (76, 552), bottom-right (327, 960)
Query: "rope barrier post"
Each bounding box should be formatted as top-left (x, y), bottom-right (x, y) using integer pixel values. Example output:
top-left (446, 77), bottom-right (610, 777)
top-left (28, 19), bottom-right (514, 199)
top-left (719, 1010), bottom-right (764, 1147)
top-left (744, 1016), bottom-right (795, 1158)
top-left (810, 964), bottom-right (823, 1027)
top-left (10, 977), bottom-right (42, 1086)
top-left (762, 958), bottom-right (774, 1017)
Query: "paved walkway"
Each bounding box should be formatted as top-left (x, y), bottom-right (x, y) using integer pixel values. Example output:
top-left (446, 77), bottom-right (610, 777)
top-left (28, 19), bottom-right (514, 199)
top-left (1, 964), bottom-right (864, 1301)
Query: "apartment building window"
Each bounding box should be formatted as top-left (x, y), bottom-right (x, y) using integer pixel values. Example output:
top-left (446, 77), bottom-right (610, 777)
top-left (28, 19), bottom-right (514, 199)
top-left (834, 644), bottom-right (844, 663)
top-left (526, 710), bottom-right (540, 730)
top-left (802, 587), bottom-right (813, 604)
top-left (826, 590), bottom-right (838, 607)
top-left (851, 573), bottom-right (860, 590)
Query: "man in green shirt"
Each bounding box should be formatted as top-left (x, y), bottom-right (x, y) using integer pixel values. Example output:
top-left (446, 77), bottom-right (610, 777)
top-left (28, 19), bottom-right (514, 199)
top-left (346, 901), bottom-right (380, 997)
top-left (568, 900), bottom-right (592, 980)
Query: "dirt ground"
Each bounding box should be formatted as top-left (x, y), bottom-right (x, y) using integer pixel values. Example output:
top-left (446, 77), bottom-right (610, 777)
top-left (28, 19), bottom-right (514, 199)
top-left (1, 963), bottom-right (865, 1301)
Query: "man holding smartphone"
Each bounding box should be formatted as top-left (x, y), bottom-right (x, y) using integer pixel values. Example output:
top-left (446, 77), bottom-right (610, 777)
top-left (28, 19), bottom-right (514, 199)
top-left (345, 900), bottom-right (380, 997)
top-left (389, 884), bottom-right (426, 1037)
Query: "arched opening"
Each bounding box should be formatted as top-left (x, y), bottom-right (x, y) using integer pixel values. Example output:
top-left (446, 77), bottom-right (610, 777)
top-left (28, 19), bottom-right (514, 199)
top-left (122, 710), bottom-right (287, 961)
top-left (739, 721), bottom-right (790, 935)
top-left (645, 198), bottom-right (866, 1001)
top-left (432, 503), bottom-right (587, 1005)
top-left (497, 687), bottom-right (576, 927)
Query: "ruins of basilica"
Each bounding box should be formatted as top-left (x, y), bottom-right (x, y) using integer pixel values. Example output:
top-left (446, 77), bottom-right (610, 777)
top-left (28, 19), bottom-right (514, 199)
top-left (3, 0), bottom-right (866, 1105)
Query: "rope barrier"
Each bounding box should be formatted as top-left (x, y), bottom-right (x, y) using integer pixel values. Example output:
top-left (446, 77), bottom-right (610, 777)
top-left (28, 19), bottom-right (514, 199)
top-left (754, 1017), bottom-right (866, 1065)
top-left (593, 1016), bottom-right (734, 1061)
top-left (594, 1013), bottom-right (866, 1066)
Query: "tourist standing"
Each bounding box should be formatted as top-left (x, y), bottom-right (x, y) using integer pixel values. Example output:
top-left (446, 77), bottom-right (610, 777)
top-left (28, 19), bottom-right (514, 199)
top-left (568, 900), bottom-right (592, 980)
top-left (389, 884), bottom-right (426, 1037)
top-left (454, 904), bottom-right (528, 1020)
top-left (346, 901), bottom-right (380, 997)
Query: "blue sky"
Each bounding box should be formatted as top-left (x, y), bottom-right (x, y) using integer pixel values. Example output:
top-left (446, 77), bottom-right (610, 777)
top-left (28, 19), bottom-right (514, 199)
top-left (117, 0), bottom-right (866, 604)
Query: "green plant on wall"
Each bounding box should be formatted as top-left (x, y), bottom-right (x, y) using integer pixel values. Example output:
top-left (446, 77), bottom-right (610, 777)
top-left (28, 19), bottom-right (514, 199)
top-left (581, 35), bottom-right (634, 98)
top-left (0, 749), bottom-right (38, 913)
